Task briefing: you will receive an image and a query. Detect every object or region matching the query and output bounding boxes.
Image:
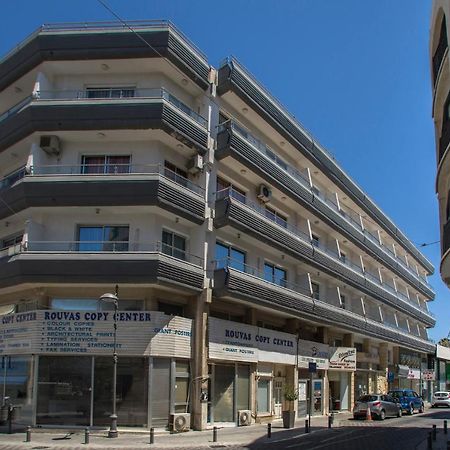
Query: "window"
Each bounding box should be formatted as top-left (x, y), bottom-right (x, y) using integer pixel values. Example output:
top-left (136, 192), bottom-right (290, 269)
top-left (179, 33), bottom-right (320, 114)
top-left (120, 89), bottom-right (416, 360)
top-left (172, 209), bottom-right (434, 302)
top-left (264, 205), bottom-right (287, 228)
top-left (162, 230), bottom-right (186, 260)
top-left (78, 225), bottom-right (129, 251)
top-left (257, 379), bottom-right (271, 414)
top-left (164, 161), bottom-right (189, 187)
top-left (216, 177), bottom-right (246, 203)
top-left (81, 155), bottom-right (130, 174)
top-left (354, 343), bottom-right (363, 352)
top-left (340, 294), bottom-right (346, 309)
top-left (311, 282), bottom-right (320, 300)
top-left (311, 234), bottom-right (320, 247)
top-left (1, 233), bottom-right (23, 250)
top-left (85, 87), bottom-right (135, 99)
top-left (264, 262), bottom-right (287, 287)
top-left (158, 301), bottom-right (184, 317)
top-left (215, 242), bottom-right (246, 272)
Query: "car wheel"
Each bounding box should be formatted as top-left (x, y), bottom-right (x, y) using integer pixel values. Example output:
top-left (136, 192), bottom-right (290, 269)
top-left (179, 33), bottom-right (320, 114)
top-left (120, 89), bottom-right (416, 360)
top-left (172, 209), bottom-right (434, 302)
top-left (379, 410), bottom-right (386, 421)
top-left (397, 408), bottom-right (402, 418)
top-left (418, 403), bottom-right (424, 413)
top-left (408, 404), bottom-right (414, 415)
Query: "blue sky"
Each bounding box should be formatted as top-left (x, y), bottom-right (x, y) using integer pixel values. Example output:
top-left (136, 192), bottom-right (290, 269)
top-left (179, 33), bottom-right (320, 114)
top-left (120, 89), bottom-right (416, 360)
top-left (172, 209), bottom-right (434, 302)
top-left (1, 0), bottom-right (447, 341)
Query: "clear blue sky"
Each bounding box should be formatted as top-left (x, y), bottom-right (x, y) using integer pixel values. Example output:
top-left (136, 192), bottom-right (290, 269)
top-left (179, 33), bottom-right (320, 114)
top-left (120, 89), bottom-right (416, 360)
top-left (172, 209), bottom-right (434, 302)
top-left (1, 0), bottom-right (447, 341)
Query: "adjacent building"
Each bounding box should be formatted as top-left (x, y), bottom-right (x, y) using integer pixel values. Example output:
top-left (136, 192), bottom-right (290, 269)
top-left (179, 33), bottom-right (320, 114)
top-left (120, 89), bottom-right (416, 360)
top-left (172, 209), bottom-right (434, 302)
top-left (0, 21), bottom-right (435, 431)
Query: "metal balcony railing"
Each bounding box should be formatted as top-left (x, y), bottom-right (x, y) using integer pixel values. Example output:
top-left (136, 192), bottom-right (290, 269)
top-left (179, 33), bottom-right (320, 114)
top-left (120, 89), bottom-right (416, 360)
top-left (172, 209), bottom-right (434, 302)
top-left (19, 240), bottom-right (203, 266)
top-left (0, 88), bottom-right (207, 127)
top-left (215, 189), bottom-right (434, 318)
top-left (220, 120), bottom-right (433, 290)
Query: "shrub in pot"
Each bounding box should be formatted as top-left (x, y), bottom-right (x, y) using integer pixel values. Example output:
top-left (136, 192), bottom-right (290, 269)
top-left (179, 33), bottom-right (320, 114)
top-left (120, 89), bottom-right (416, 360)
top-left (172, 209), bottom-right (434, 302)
top-left (282, 385), bottom-right (298, 428)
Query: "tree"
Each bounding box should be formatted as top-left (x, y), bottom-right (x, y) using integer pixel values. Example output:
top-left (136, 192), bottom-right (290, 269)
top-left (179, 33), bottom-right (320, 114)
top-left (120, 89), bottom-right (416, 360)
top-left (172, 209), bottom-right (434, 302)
top-left (438, 337), bottom-right (450, 347)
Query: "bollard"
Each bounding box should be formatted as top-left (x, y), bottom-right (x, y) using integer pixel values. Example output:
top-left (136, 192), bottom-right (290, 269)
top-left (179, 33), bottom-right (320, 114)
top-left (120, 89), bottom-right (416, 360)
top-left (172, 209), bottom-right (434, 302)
top-left (267, 423), bottom-right (272, 438)
top-left (149, 427), bottom-right (155, 445)
top-left (445, 420), bottom-right (448, 435)
top-left (7, 406), bottom-right (12, 435)
top-left (305, 419), bottom-right (309, 433)
top-left (84, 427), bottom-right (89, 445)
top-left (213, 426), bottom-right (218, 443)
top-left (328, 414), bottom-right (332, 429)
top-left (25, 426), bottom-right (31, 443)
top-left (427, 431), bottom-right (432, 450)
top-left (433, 424), bottom-right (437, 441)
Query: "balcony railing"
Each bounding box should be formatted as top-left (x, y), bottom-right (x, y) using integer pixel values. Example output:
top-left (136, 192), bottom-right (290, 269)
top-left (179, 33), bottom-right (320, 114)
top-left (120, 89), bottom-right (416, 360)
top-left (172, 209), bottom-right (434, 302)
top-left (220, 120), bottom-right (433, 290)
top-left (19, 240), bottom-right (203, 266)
top-left (0, 88), bottom-right (207, 127)
top-left (433, 18), bottom-right (448, 85)
top-left (215, 260), bottom-right (432, 343)
top-left (215, 188), bottom-right (434, 318)
top-left (0, 164), bottom-right (204, 195)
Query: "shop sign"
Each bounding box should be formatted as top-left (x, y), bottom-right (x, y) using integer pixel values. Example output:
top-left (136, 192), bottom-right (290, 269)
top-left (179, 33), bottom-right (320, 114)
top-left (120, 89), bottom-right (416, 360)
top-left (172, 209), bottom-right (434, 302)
top-left (329, 347), bottom-right (356, 371)
top-left (407, 368), bottom-right (421, 380)
top-left (437, 345), bottom-right (450, 361)
top-left (298, 339), bottom-right (329, 370)
top-left (0, 310), bottom-right (192, 358)
top-left (422, 369), bottom-right (435, 381)
top-left (208, 318), bottom-right (297, 364)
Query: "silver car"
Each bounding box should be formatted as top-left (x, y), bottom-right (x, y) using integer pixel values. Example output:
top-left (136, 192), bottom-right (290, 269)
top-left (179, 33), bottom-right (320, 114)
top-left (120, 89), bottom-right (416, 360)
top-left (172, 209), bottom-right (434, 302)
top-left (353, 394), bottom-right (402, 420)
top-left (431, 391), bottom-right (450, 408)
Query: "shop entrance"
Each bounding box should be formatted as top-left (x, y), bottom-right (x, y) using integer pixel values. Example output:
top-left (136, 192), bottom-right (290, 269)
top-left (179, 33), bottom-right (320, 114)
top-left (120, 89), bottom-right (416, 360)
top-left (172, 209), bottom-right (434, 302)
top-left (273, 378), bottom-right (284, 418)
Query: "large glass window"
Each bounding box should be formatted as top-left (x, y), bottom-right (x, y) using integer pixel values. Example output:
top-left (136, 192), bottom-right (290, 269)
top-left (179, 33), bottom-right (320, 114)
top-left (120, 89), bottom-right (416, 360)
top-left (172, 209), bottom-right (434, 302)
top-left (213, 365), bottom-right (235, 422)
top-left (174, 360), bottom-right (190, 413)
top-left (37, 356), bottom-right (92, 426)
top-left (216, 177), bottom-right (246, 204)
top-left (78, 225), bottom-right (129, 252)
top-left (85, 87), bottom-right (135, 99)
top-left (164, 161), bottom-right (189, 188)
top-left (264, 205), bottom-right (287, 228)
top-left (162, 230), bottom-right (186, 260)
top-left (257, 379), bottom-right (271, 414)
top-left (81, 155), bottom-right (131, 174)
top-left (50, 298), bottom-right (143, 311)
top-left (215, 242), bottom-right (246, 271)
top-left (236, 365), bottom-right (250, 411)
top-left (264, 262), bottom-right (287, 287)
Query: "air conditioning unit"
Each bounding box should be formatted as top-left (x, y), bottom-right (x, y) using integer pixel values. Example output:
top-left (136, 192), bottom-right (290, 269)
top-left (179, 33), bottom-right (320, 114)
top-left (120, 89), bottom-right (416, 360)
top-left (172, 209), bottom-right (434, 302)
top-left (40, 135), bottom-right (61, 156)
top-left (187, 154), bottom-right (203, 174)
top-left (257, 184), bottom-right (272, 203)
top-left (238, 409), bottom-right (251, 426)
top-left (170, 413), bottom-right (190, 433)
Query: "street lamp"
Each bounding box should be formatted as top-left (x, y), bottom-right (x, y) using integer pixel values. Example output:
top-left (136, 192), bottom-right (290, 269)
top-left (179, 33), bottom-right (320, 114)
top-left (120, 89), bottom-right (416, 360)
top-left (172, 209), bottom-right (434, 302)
top-left (99, 286), bottom-right (119, 438)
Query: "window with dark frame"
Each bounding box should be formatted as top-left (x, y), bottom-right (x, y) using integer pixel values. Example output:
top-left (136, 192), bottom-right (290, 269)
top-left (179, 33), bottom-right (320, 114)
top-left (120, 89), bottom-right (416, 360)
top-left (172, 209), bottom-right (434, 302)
top-left (164, 161), bottom-right (189, 187)
top-left (78, 225), bottom-right (129, 252)
top-left (215, 241), bottom-right (246, 272)
top-left (162, 230), bottom-right (186, 261)
top-left (264, 205), bottom-right (287, 228)
top-left (81, 155), bottom-right (131, 174)
top-left (216, 176), bottom-right (246, 203)
top-left (263, 262), bottom-right (287, 287)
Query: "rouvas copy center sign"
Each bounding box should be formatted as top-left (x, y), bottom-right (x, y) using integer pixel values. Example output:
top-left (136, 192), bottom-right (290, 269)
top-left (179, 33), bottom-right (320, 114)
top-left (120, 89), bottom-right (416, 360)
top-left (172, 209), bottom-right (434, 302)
top-left (0, 310), bottom-right (192, 358)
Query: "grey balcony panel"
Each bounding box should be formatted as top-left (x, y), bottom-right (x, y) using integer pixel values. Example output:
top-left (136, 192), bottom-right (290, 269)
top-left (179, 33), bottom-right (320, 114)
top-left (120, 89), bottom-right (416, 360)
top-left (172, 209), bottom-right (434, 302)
top-left (0, 178), bottom-right (205, 223)
top-left (214, 268), bottom-right (434, 353)
top-left (0, 253), bottom-right (204, 291)
top-left (217, 61), bottom-right (434, 275)
top-left (214, 197), bottom-right (435, 326)
top-left (217, 127), bottom-right (434, 300)
top-left (0, 29), bottom-right (210, 92)
top-left (0, 102), bottom-right (208, 154)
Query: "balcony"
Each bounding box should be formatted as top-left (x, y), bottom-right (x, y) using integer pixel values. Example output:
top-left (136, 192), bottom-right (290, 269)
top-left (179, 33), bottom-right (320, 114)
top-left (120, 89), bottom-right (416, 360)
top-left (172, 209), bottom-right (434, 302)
top-left (0, 88), bottom-right (208, 154)
top-left (0, 240), bottom-right (204, 291)
top-left (216, 120), bottom-right (434, 299)
top-left (214, 191), bottom-right (435, 326)
top-left (0, 164), bottom-right (205, 223)
top-left (213, 264), bottom-right (434, 353)
top-left (0, 20), bottom-right (210, 92)
top-left (216, 57), bottom-right (434, 275)
top-left (433, 18), bottom-right (448, 86)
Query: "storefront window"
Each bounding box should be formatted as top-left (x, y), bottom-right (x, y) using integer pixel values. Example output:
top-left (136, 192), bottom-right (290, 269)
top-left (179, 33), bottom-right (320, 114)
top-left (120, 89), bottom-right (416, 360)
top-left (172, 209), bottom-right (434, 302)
top-left (257, 379), bottom-right (270, 414)
top-left (236, 365), bottom-right (250, 411)
top-left (213, 365), bottom-right (235, 422)
top-left (151, 358), bottom-right (171, 427)
top-left (37, 356), bottom-right (92, 426)
top-left (174, 360), bottom-right (190, 413)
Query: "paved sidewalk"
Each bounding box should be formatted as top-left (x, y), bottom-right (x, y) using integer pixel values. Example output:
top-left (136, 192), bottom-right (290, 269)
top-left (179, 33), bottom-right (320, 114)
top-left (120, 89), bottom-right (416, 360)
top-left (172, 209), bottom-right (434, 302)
top-left (0, 414), bottom-right (351, 449)
top-left (415, 428), bottom-right (450, 450)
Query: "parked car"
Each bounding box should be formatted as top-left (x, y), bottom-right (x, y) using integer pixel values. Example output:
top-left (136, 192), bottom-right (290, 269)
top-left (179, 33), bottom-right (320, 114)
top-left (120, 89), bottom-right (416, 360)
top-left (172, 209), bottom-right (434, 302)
top-left (353, 394), bottom-right (402, 420)
top-left (431, 391), bottom-right (450, 408)
top-left (388, 389), bottom-right (424, 415)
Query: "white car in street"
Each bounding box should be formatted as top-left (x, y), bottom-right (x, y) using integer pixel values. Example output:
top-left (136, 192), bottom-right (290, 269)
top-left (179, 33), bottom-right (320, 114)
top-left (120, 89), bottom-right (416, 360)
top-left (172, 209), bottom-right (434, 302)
top-left (431, 391), bottom-right (450, 408)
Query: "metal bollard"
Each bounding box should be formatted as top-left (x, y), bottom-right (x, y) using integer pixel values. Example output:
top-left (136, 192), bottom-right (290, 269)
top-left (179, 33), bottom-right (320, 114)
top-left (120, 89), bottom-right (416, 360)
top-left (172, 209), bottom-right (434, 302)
top-left (84, 427), bottom-right (89, 445)
top-left (149, 427), bottom-right (155, 445)
top-left (427, 431), bottom-right (432, 450)
top-left (267, 423), bottom-right (272, 438)
top-left (328, 414), bottom-right (332, 429)
top-left (445, 420), bottom-right (448, 435)
top-left (305, 419), bottom-right (309, 433)
top-left (433, 424), bottom-right (437, 441)
top-left (213, 426), bottom-right (218, 443)
top-left (25, 426), bottom-right (31, 443)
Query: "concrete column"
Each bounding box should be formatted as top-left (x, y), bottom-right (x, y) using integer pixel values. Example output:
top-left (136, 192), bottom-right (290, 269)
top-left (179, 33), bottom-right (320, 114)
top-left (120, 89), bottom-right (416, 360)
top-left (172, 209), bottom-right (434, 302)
top-left (246, 308), bottom-right (258, 326)
top-left (316, 327), bottom-right (329, 345)
top-left (343, 334), bottom-right (355, 410)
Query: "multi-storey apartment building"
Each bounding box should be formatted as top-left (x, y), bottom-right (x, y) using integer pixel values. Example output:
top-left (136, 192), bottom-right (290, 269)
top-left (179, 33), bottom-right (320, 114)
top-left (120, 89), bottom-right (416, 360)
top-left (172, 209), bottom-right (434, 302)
top-left (0, 21), bottom-right (435, 431)
top-left (431, 2), bottom-right (450, 290)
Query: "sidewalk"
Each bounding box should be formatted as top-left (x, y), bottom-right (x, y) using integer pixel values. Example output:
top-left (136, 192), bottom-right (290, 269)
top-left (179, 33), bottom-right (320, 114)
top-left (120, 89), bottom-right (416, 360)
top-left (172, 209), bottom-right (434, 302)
top-left (0, 414), bottom-right (352, 449)
top-left (415, 429), bottom-right (450, 450)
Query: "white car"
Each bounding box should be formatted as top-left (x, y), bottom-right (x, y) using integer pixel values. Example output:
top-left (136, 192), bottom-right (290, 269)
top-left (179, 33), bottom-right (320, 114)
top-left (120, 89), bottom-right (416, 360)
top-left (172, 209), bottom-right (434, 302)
top-left (431, 391), bottom-right (450, 408)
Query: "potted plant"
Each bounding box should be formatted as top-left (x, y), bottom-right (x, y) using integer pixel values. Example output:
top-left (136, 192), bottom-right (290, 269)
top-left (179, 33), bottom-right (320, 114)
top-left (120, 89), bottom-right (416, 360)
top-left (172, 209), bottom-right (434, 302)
top-left (282, 385), bottom-right (298, 428)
